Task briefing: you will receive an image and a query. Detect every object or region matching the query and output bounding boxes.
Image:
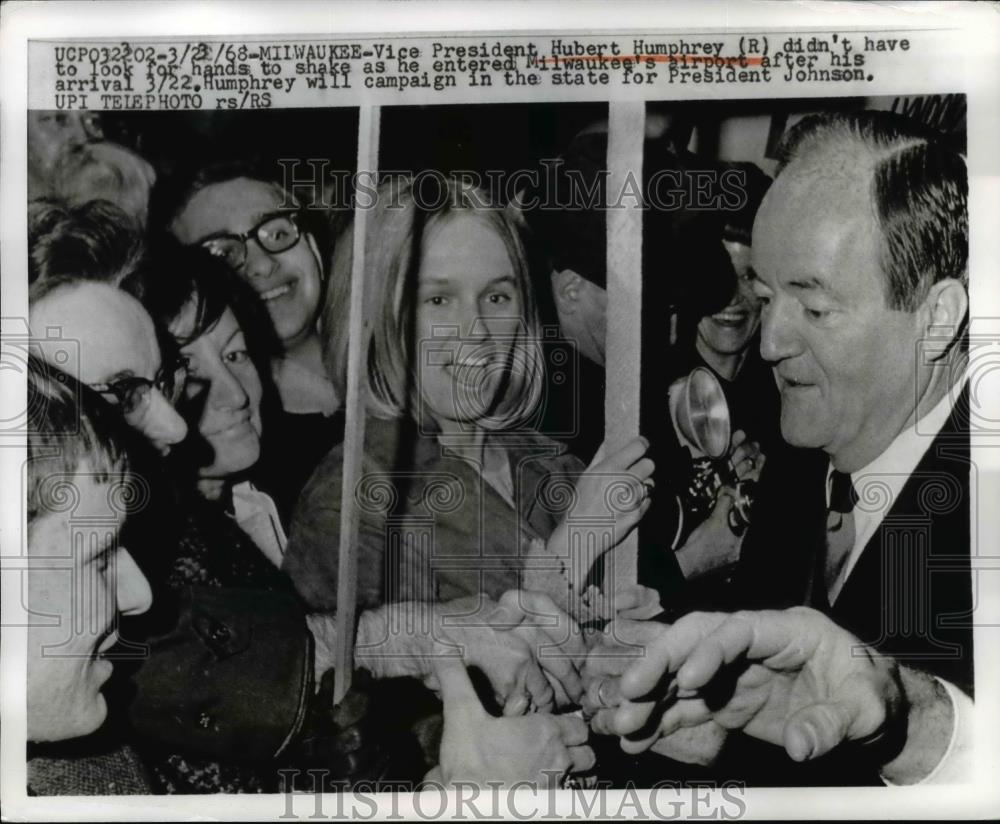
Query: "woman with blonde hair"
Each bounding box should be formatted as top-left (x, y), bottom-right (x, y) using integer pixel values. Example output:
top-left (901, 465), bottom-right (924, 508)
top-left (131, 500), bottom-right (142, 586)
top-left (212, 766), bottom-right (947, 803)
top-left (285, 175), bottom-right (654, 629)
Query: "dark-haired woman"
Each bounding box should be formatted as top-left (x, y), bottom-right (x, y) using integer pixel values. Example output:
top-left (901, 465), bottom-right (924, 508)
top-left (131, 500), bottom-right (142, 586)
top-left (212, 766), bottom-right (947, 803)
top-left (156, 162), bottom-right (344, 522)
top-left (123, 244), bottom-right (303, 792)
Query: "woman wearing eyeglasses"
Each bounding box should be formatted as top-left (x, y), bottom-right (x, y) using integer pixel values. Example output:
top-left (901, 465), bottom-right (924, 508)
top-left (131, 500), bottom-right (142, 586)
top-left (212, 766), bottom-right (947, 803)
top-left (158, 161), bottom-right (344, 523)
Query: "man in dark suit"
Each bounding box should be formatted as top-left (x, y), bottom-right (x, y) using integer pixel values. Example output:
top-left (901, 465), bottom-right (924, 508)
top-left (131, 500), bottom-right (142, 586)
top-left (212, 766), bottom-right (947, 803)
top-left (588, 110), bottom-right (973, 786)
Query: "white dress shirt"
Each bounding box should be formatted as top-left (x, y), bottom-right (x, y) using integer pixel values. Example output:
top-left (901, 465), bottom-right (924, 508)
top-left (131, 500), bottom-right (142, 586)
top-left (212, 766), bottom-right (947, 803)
top-left (825, 377), bottom-right (964, 604)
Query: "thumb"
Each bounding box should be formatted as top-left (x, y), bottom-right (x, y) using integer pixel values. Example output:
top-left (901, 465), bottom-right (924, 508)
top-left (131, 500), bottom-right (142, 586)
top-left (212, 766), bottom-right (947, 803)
top-left (784, 701), bottom-right (855, 762)
top-left (587, 441), bottom-right (608, 470)
top-left (434, 652), bottom-right (488, 723)
top-left (485, 595), bottom-right (526, 631)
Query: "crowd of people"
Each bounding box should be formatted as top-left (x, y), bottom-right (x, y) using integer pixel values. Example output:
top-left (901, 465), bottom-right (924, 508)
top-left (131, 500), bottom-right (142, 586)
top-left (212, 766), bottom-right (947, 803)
top-left (22, 104), bottom-right (973, 795)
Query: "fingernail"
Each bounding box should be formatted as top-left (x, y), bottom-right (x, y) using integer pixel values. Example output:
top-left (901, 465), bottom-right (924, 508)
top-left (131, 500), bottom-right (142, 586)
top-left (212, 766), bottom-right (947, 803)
top-left (799, 722), bottom-right (820, 760)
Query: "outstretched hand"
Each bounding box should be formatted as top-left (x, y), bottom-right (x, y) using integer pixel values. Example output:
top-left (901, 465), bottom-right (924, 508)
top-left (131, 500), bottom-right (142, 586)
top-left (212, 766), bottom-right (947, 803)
top-left (612, 607), bottom-right (906, 762)
top-left (582, 619), bottom-right (727, 766)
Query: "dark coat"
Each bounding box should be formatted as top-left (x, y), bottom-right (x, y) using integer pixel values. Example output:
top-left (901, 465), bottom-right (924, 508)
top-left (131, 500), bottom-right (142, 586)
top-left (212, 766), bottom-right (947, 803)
top-left (720, 385), bottom-right (973, 784)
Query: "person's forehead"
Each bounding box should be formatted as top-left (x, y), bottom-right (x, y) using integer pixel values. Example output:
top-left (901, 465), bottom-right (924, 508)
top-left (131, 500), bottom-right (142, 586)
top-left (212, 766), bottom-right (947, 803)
top-left (752, 163), bottom-right (880, 283)
top-left (421, 214), bottom-right (514, 276)
top-left (31, 283), bottom-right (160, 383)
top-left (175, 177), bottom-right (285, 240)
top-left (29, 468), bottom-right (123, 557)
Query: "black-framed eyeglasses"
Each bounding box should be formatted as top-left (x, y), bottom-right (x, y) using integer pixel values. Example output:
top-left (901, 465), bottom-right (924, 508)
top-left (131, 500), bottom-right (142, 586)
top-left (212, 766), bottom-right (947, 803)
top-left (89, 361), bottom-right (187, 423)
top-left (198, 212), bottom-right (302, 270)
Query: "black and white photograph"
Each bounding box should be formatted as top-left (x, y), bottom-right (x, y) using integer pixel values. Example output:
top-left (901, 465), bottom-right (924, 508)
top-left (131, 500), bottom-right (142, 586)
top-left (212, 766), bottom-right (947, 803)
top-left (2, 2), bottom-right (998, 820)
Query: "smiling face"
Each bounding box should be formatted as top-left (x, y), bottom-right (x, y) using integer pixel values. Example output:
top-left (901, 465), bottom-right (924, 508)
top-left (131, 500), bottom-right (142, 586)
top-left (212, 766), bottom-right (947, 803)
top-left (174, 306), bottom-right (263, 480)
top-left (751, 159), bottom-right (928, 471)
top-left (696, 240), bottom-right (760, 361)
top-left (414, 214), bottom-right (524, 430)
top-left (27, 469), bottom-right (152, 742)
top-left (29, 282), bottom-right (188, 455)
top-left (170, 177), bottom-right (323, 351)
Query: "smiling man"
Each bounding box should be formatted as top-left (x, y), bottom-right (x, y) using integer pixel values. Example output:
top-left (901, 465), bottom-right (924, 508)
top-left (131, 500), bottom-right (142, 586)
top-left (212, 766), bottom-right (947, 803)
top-left (600, 110), bottom-right (974, 787)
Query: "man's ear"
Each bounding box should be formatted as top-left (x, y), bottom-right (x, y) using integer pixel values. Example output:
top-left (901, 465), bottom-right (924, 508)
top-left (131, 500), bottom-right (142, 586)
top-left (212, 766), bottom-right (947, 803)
top-left (551, 269), bottom-right (582, 314)
top-left (923, 277), bottom-right (968, 332)
top-left (920, 276), bottom-right (968, 356)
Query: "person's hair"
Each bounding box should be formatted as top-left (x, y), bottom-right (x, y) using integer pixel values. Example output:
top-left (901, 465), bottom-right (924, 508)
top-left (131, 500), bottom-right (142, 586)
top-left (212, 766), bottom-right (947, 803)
top-left (26, 354), bottom-right (129, 533)
top-left (324, 177), bottom-right (544, 430)
top-left (121, 237), bottom-right (281, 486)
top-left (776, 110), bottom-right (968, 312)
top-left (150, 157), bottom-right (333, 267)
top-left (28, 197), bottom-right (144, 287)
top-left (122, 236), bottom-right (279, 367)
top-left (521, 132), bottom-right (735, 320)
top-left (718, 161), bottom-right (771, 246)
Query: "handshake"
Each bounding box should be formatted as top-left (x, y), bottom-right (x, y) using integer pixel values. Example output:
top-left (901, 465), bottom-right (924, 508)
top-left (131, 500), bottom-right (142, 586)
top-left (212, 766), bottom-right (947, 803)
top-left (414, 591), bottom-right (913, 788)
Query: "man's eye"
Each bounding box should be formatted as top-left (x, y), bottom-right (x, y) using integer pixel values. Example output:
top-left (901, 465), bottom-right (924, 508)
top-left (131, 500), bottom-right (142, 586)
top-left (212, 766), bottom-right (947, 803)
top-left (804, 307), bottom-right (830, 320)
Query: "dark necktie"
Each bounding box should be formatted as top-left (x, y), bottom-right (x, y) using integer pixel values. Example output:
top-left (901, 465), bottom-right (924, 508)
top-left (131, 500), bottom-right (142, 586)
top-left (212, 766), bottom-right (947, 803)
top-left (824, 469), bottom-right (857, 598)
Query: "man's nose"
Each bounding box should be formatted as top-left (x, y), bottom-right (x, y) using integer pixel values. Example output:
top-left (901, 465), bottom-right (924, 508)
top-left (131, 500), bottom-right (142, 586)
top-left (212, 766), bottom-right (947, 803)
top-left (759, 299), bottom-right (800, 364)
top-left (115, 549), bottom-right (153, 616)
top-left (141, 389), bottom-right (189, 455)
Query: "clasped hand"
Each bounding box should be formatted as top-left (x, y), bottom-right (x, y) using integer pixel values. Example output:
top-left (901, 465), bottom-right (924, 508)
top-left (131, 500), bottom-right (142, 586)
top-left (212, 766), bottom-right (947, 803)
top-left (427, 589), bottom-right (588, 715)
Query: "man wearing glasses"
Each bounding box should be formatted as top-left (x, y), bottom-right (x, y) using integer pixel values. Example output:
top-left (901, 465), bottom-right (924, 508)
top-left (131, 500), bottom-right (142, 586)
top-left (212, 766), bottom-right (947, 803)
top-left (29, 277), bottom-right (189, 455)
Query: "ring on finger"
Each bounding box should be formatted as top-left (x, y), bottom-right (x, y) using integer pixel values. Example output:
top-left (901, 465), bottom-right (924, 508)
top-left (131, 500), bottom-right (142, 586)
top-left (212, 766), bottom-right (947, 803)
top-left (597, 678), bottom-right (614, 708)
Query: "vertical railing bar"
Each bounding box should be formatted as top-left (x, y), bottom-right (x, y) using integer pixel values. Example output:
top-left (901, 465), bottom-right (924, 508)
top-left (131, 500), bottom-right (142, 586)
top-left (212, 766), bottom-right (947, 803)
top-left (604, 102), bottom-right (645, 592)
top-left (334, 105), bottom-right (381, 704)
